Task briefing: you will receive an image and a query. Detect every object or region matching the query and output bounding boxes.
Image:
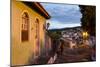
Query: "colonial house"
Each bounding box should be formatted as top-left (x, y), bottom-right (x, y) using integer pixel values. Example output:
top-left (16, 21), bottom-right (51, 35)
top-left (11, 0), bottom-right (51, 66)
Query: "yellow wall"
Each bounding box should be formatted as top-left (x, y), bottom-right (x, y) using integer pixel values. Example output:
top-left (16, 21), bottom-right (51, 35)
top-left (11, 0), bottom-right (46, 66)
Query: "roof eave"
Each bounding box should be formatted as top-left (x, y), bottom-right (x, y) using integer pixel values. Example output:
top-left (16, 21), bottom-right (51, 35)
top-left (22, 2), bottom-right (51, 19)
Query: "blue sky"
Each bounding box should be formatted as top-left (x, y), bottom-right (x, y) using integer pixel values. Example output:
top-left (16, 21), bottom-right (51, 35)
top-left (41, 3), bottom-right (82, 29)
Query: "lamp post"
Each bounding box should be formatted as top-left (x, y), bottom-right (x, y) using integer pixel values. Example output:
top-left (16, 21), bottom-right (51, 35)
top-left (82, 31), bottom-right (89, 46)
top-left (83, 31), bottom-right (88, 40)
top-left (46, 22), bottom-right (50, 30)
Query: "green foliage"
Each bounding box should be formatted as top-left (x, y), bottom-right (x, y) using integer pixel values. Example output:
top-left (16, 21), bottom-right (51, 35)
top-left (79, 5), bottom-right (96, 36)
top-left (48, 31), bottom-right (61, 40)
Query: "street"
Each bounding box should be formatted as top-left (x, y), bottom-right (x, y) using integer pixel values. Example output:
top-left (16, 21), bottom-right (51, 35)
top-left (54, 47), bottom-right (93, 64)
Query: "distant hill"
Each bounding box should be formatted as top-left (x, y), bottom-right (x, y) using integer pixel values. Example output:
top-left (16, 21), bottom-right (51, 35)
top-left (49, 26), bottom-right (81, 32)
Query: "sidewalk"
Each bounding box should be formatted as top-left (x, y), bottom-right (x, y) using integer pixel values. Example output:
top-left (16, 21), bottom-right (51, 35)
top-left (30, 50), bottom-right (56, 65)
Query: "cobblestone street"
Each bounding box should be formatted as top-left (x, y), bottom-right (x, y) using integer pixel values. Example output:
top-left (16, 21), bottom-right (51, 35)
top-left (54, 47), bottom-right (93, 64)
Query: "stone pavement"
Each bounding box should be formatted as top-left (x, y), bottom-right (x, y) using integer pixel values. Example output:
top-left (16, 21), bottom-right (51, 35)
top-left (29, 50), bottom-right (56, 65)
top-left (28, 45), bottom-right (95, 65)
top-left (54, 47), bottom-right (93, 64)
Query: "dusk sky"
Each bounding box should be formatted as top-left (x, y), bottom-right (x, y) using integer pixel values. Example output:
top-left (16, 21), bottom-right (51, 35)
top-left (41, 3), bottom-right (82, 29)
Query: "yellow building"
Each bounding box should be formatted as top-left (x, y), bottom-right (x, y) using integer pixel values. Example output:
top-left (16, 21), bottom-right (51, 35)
top-left (11, 0), bottom-right (50, 66)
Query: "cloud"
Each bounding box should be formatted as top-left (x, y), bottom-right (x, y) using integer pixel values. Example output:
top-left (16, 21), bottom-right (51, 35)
top-left (41, 3), bottom-right (82, 28)
top-left (47, 20), bottom-right (81, 29)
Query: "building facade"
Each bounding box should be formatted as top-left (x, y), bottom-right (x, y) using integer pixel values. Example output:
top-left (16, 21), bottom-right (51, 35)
top-left (11, 0), bottom-right (51, 66)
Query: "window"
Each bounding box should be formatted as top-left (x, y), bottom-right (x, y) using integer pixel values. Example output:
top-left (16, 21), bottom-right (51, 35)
top-left (35, 18), bottom-right (40, 56)
top-left (21, 12), bottom-right (29, 42)
top-left (35, 19), bottom-right (39, 39)
top-left (43, 24), bottom-right (45, 30)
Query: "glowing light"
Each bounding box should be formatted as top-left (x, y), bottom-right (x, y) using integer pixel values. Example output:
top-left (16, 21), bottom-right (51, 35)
top-left (83, 32), bottom-right (89, 39)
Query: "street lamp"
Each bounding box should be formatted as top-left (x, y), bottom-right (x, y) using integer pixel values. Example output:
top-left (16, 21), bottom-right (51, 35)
top-left (83, 31), bottom-right (89, 40)
top-left (47, 22), bottom-right (50, 30)
top-left (82, 31), bottom-right (89, 46)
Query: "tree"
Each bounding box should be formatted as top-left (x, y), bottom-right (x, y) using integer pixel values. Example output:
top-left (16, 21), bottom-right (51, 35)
top-left (48, 31), bottom-right (61, 40)
top-left (79, 5), bottom-right (96, 36)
